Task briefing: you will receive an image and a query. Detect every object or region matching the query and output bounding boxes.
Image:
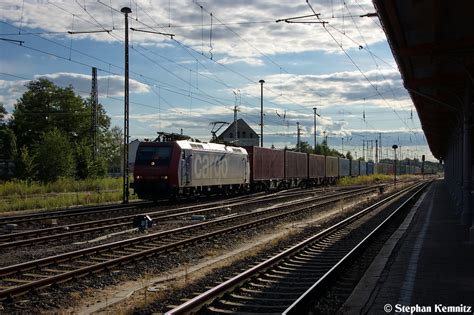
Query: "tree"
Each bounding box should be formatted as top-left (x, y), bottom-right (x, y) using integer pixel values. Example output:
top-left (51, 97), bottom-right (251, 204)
top-left (100, 126), bottom-right (123, 172)
top-left (346, 151), bottom-right (354, 160)
top-left (10, 79), bottom-right (109, 150)
top-left (0, 105), bottom-right (17, 160)
top-left (0, 103), bottom-right (6, 124)
top-left (297, 141), bottom-right (313, 153)
top-left (74, 140), bottom-right (93, 180)
top-left (35, 129), bottom-right (74, 182)
top-left (15, 146), bottom-right (35, 180)
top-left (9, 79), bottom-right (114, 179)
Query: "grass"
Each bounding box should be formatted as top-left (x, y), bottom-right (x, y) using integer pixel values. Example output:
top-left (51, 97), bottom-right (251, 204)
top-left (0, 177), bottom-right (138, 213)
top-left (0, 177), bottom-right (122, 197)
top-left (336, 174), bottom-right (414, 186)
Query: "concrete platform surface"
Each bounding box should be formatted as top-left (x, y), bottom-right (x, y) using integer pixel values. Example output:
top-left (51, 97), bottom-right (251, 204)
top-left (341, 179), bottom-right (474, 314)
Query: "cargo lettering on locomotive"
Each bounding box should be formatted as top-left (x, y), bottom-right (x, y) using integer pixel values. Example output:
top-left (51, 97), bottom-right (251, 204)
top-left (194, 154), bottom-right (229, 179)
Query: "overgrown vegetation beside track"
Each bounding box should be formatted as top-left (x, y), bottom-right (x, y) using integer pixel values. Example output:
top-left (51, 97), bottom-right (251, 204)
top-left (0, 177), bottom-right (137, 212)
top-left (337, 174), bottom-right (416, 186)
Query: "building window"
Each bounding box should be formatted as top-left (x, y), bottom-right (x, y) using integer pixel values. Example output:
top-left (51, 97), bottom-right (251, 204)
top-left (242, 131), bottom-right (246, 138)
top-left (229, 132), bottom-right (233, 138)
top-left (237, 131), bottom-right (240, 138)
top-left (250, 133), bottom-right (253, 138)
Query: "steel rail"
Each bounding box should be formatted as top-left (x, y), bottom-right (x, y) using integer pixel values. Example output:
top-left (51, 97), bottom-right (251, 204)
top-left (0, 184), bottom-right (382, 227)
top-left (0, 185), bottom-right (383, 300)
top-left (166, 181), bottom-right (428, 314)
top-left (282, 182), bottom-right (429, 314)
top-left (0, 185), bottom-right (374, 249)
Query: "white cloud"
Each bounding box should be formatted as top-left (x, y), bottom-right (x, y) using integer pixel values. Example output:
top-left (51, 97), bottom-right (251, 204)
top-left (239, 68), bottom-right (411, 110)
top-left (0, 0), bottom-right (385, 65)
top-left (35, 72), bottom-right (150, 97)
top-left (0, 72), bottom-right (150, 108)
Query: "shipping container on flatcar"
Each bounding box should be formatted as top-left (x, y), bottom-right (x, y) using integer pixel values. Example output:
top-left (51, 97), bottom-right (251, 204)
top-left (374, 163), bottom-right (383, 174)
top-left (339, 158), bottom-right (350, 177)
top-left (367, 161), bottom-right (374, 175)
top-left (325, 156), bottom-right (339, 183)
top-left (350, 160), bottom-right (359, 176)
top-left (308, 154), bottom-right (325, 184)
top-left (402, 165), bottom-right (409, 175)
top-left (359, 161), bottom-right (367, 176)
top-left (415, 166), bottom-right (421, 174)
top-left (285, 150), bottom-right (308, 187)
top-left (386, 163), bottom-right (394, 175)
top-left (245, 146), bottom-right (284, 190)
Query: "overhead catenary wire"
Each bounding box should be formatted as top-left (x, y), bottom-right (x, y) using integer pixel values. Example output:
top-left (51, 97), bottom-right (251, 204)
top-left (2, 1), bottom-right (425, 148)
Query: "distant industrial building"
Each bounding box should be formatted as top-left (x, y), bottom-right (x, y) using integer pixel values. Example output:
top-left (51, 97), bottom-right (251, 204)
top-left (217, 119), bottom-right (259, 146)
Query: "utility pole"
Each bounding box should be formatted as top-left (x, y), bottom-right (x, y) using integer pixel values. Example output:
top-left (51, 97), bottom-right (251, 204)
top-left (233, 105), bottom-right (239, 145)
top-left (121, 7), bottom-right (131, 204)
top-left (313, 107), bottom-right (320, 151)
top-left (375, 139), bottom-right (378, 162)
top-left (341, 137), bottom-right (344, 154)
top-left (392, 144), bottom-right (398, 186)
top-left (362, 140), bottom-right (365, 160)
top-left (259, 79), bottom-right (265, 147)
top-left (296, 122), bottom-right (301, 152)
top-left (90, 67), bottom-right (98, 160)
top-left (379, 132), bottom-right (382, 160)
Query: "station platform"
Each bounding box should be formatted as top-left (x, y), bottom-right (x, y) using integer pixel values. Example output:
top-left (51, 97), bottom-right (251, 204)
top-left (341, 179), bottom-right (474, 314)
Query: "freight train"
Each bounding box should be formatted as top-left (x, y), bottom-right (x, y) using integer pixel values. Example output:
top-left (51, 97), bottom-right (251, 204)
top-left (132, 140), bottom-right (425, 200)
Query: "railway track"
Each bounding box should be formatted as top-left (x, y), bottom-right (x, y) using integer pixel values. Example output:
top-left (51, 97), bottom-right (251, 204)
top-left (166, 181), bottom-right (429, 314)
top-left (0, 184), bottom-right (384, 300)
top-left (0, 185), bottom-right (375, 250)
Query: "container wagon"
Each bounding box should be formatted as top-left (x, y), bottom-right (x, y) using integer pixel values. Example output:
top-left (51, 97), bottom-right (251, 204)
top-left (339, 158), bottom-right (350, 177)
top-left (367, 162), bottom-right (374, 175)
top-left (350, 160), bottom-right (359, 177)
top-left (285, 150), bottom-right (308, 187)
top-left (325, 156), bottom-right (339, 184)
top-left (359, 161), bottom-right (367, 176)
top-left (245, 146), bottom-right (284, 190)
top-left (308, 154), bottom-right (325, 185)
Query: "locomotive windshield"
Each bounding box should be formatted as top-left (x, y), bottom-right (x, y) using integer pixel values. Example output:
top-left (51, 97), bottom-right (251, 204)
top-left (135, 146), bottom-right (172, 166)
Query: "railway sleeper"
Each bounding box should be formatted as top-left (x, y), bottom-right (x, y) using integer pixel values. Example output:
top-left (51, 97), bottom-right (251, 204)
top-left (72, 260), bottom-right (97, 266)
top-left (22, 273), bottom-right (50, 279)
top-left (101, 253), bottom-right (124, 259)
top-left (282, 260), bottom-right (332, 269)
top-left (230, 292), bottom-right (300, 301)
top-left (3, 278), bottom-right (31, 284)
top-left (88, 256), bottom-right (110, 262)
top-left (214, 298), bottom-right (286, 310)
top-left (276, 264), bottom-right (329, 273)
top-left (251, 278), bottom-right (316, 289)
top-left (41, 268), bottom-right (70, 274)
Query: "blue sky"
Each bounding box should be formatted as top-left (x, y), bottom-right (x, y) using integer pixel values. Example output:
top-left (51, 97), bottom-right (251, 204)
top-left (0, 0), bottom-right (434, 161)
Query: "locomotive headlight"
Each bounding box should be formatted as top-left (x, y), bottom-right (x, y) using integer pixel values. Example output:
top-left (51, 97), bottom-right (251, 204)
top-left (161, 175), bottom-right (168, 180)
top-left (136, 175), bottom-right (141, 180)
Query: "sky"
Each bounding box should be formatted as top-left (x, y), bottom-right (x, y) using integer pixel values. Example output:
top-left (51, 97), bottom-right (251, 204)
top-left (0, 0), bottom-right (435, 161)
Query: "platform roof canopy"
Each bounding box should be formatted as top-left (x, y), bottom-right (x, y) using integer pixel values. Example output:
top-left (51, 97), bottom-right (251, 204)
top-left (373, 0), bottom-right (474, 160)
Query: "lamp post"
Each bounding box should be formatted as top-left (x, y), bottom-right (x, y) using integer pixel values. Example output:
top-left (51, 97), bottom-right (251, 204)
top-left (259, 80), bottom-right (265, 147)
top-left (121, 6), bottom-right (131, 204)
top-left (392, 144), bottom-right (398, 186)
top-left (296, 122), bottom-right (300, 152)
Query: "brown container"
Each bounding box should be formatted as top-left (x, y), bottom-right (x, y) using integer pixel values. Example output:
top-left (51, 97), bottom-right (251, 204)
top-left (245, 146), bottom-right (284, 181)
top-left (326, 156), bottom-right (339, 178)
top-left (285, 151), bottom-right (308, 179)
top-left (308, 154), bottom-right (325, 179)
